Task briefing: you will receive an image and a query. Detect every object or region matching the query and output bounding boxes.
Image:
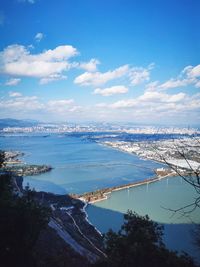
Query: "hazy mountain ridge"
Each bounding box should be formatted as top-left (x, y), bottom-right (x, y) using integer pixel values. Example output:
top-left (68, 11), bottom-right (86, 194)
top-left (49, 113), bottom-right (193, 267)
top-left (0, 118), bottom-right (39, 128)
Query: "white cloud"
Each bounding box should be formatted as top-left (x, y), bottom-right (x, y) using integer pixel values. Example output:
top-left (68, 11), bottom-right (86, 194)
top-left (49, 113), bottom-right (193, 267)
top-left (165, 92), bottom-right (186, 103)
top-left (184, 64), bottom-right (200, 78)
top-left (68, 105), bottom-right (82, 112)
top-left (0, 96), bottom-right (43, 111)
top-left (46, 99), bottom-right (83, 114)
top-left (0, 44), bottom-right (155, 88)
top-left (146, 64), bottom-right (200, 91)
top-left (5, 78), bottom-right (21, 86)
top-left (129, 67), bottom-right (151, 86)
top-left (186, 93), bottom-right (200, 110)
top-left (0, 94), bottom-right (81, 116)
top-left (74, 63), bottom-right (154, 87)
top-left (0, 44), bottom-right (78, 84)
top-left (159, 79), bottom-right (190, 90)
top-left (92, 91), bottom-right (199, 124)
top-left (145, 81), bottom-right (160, 92)
top-left (139, 91), bottom-right (186, 103)
top-left (93, 85), bottom-right (128, 96)
top-left (110, 99), bottom-right (137, 109)
top-left (110, 91), bottom-right (186, 110)
top-left (9, 91), bottom-right (22, 97)
top-left (47, 99), bottom-right (74, 108)
top-left (79, 58), bottom-right (100, 72)
top-left (95, 103), bottom-right (107, 108)
top-left (39, 74), bottom-right (67, 84)
top-left (74, 65), bottom-right (129, 86)
top-left (195, 80), bottom-right (200, 88)
top-left (0, 90), bottom-right (199, 123)
top-left (35, 32), bottom-right (44, 42)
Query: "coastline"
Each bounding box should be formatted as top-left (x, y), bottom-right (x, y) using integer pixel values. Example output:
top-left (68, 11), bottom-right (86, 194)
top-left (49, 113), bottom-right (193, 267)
top-left (101, 139), bottom-right (200, 171)
top-left (90, 139), bottom-right (199, 204)
top-left (81, 201), bottom-right (103, 236)
top-left (78, 171), bottom-right (177, 204)
top-left (2, 133), bottom-right (200, 265)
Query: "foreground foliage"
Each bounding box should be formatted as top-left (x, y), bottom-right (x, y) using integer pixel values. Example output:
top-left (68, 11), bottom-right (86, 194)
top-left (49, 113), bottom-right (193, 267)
top-left (0, 150), bottom-right (199, 267)
top-left (94, 210), bottom-right (197, 267)
top-left (0, 172), bottom-right (50, 267)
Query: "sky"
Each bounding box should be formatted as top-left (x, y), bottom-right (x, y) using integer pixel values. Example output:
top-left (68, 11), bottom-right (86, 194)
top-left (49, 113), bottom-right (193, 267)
top-left (0, 0), bottom-right (200, 125)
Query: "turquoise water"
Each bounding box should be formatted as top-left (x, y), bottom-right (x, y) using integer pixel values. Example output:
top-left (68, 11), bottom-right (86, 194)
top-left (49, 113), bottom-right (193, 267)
top-left (86, 177), bottom-right (200, 262)
top-left (1, 133), bottom-right (199, 261)
top-left (0, 134), bottom-right (162, 194)
top-left (87, 176), bottom-right (199, 225)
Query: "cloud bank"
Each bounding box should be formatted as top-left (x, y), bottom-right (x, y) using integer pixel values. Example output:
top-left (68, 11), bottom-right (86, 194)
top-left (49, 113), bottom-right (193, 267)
top-left (93, 85), bottom-right (128, 96)
top-left (0, 44), bottom-right (78, 83)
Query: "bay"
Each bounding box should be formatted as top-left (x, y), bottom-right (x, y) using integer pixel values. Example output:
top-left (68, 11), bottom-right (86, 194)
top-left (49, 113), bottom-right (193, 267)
top-left (1, 133), bottom-right (199, 262)
top-left (86, 177), bottom-right (200, 262)
top-left (0, 133), bottom-right (162, 194)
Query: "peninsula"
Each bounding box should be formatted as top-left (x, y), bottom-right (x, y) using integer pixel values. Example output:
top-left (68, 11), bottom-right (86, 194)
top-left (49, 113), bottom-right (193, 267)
top-left (71, 168), bottom-right (176, 204)
top-left (2, 150), bottom-right (52, 176)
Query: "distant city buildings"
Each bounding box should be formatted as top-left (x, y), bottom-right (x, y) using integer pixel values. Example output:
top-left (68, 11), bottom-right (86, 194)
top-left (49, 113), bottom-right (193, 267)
top-left (1, 124), bottom-right (199, 135)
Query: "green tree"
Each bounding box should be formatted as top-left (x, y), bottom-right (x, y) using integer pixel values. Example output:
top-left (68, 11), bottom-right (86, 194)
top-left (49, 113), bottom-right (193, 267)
top-left (0, 150), bottom-right (5, 168)
top-left (194, 224), bottom-right (200, 252)
top-left (94, 211), bottom-right (196, 267)
top-left (0, 170), bottom-right (50, 267)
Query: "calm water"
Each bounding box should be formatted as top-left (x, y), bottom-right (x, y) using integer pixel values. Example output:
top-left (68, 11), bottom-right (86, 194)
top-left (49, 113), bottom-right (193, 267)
top-left (0, 133), bottom-right (199, 261)
top-left (0, 133), bottom-right (162, 194)
top-left (87, 176), bottom-right (199, 225)
top-left (86, 177), bottom-right (200, 262)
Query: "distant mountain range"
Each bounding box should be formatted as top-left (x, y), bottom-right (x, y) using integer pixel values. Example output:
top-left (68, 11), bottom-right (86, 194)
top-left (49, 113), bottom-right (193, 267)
top-left (0, 118), bottom-right (39, 128)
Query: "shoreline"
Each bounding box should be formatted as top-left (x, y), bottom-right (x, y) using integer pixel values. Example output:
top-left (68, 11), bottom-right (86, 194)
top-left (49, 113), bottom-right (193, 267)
top-left (101, 140), bottom-right (200, 171)
top-left (81, 201), bottom-right (103, 236)
top-left (78, 172), bottom-right (177, 239)
top-left (78, 171), bottom-right (177, 204)
top-left (100, 141), bottom-right (169, 168)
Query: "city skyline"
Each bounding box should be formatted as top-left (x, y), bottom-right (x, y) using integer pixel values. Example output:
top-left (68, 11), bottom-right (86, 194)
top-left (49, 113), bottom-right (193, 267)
top-left (0, 0), bottom-right (200, 125)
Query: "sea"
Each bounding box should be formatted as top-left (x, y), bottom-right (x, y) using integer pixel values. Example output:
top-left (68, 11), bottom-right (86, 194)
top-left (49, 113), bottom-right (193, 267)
top-left (0, 132), bottom-right (199, 262)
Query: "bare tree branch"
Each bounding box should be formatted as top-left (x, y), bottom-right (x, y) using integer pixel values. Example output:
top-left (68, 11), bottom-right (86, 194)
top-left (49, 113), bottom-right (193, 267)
top-left (151, 136), bottom-right (200, 215)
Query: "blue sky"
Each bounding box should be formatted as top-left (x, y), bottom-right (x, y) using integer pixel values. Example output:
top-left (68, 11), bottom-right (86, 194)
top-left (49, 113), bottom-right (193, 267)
top-left (0, 0), bottom-right (200, 125)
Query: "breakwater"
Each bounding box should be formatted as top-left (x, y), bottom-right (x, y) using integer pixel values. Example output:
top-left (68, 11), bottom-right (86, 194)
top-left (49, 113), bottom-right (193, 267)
top-left (71, 169), bottom-right (176, 203)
